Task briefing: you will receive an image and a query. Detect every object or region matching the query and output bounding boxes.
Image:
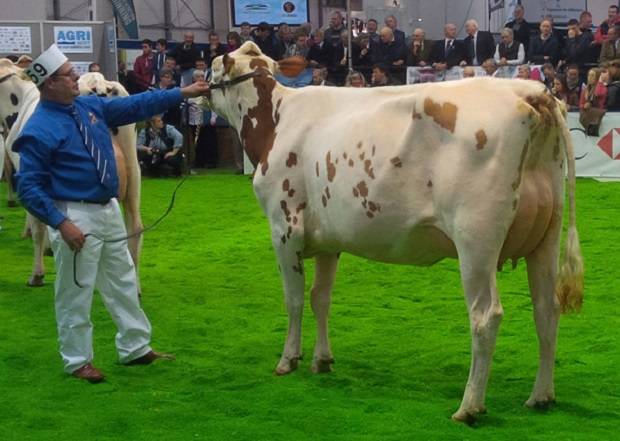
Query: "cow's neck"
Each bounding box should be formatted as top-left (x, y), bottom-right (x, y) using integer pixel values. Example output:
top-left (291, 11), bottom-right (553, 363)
top-left (2, 80), bottom-right (40, 149)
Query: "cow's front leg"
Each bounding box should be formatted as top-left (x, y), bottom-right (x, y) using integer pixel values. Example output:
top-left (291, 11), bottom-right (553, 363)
top-left (273, 230), bottom-right (306, 375)
top-left (27, 215), bottom-right (47, 287)
top-left (311, 254), bottom-right (339, 373)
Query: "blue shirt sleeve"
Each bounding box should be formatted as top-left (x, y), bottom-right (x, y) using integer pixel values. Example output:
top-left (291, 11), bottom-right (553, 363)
top-left (15, 134), bottom-right (66, 228)
top-left (102, 88), bottom-right (184, 128)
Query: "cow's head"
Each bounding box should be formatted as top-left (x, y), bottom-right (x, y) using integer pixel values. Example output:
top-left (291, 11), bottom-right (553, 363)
top-left (78, 72), bottom-right (128, 98)
top-left (0, 59), bottom-right (36, 132)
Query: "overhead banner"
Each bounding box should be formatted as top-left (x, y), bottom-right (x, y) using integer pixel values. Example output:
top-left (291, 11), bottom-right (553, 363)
top-left (231, 0), bottom-right (310, 26)
top-left (54, 26), bottom-right (93, 53)
top-left (521, 0), bottom-right (587, 22)
top-left (111, 0), bottom-right (139, 40)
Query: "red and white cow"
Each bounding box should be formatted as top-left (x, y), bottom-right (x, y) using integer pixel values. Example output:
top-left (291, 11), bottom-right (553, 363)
top-left (207, 42), bottom-right (584, 422)
top-left (0, 62), bottom-right (143, 290)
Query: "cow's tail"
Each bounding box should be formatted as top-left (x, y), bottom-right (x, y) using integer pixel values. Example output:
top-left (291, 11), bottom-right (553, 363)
top-left (554, 104), bottom-right (584, 313)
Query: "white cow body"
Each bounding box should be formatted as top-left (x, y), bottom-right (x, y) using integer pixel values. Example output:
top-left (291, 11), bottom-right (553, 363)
top-left (208, 42), bottom-right (584, 423)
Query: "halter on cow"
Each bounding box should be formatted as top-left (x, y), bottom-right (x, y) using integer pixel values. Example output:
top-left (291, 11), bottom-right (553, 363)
top-left (206, 41), bottom-right (584, 423)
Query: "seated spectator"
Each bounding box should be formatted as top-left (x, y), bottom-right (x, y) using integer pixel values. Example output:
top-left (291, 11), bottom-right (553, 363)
top-left (606, 60), bottom-right (620, 110)
top-left (324, 11), bottom-right (346, 49)
top-left (406, 28), bottom-right (433, 67)
top-left (517, 64), bottom-right (532, 80)
top-left (239, 21), bottom-right (253, 43)
top-left (494, 28), bottom-right (525, 66)
top-left (286, 30), bottom-right (310, 58)
top-left (506, 4), bottom-right (531, 53)
top-left (552, 74), bottom-right (576, 110)
top-left (345, 70), bottom-right (366, 87)
top-left (226, 31), bottom-right (242, 53)
top-left (528, 19), bottom-right (560, 65)
top-left (137, 115), bottom-right (183, 177)
top-left (195, 58), bottom-right (208, 76)
top-left (594, 5), bottom-right (619, 44)
top-left (311, 67), bottom-right (333, 86)
top-left (564, 18), bottom-right (594, 66)
top-left (580, 67), bottom-right (607, 110)
top-left (565, 64), bottom-right (583, 110)
top-left (481, 58), bottom-right (497, 76)
top-left (384, 15), bottom-right (406, 46)
top-left (371, 27), bottom-right (405, 66)
top-left (599, 25), bottom-right (620, 63)
top-left (462, 66), bottom-right (476, 78)
top-left (542, 63), bottom-right (556, 90)
top-left (88, 62), bottom-right (101, 72)
top-left (430, 23), bottom-right (468, 70)
top-left (463, 19), bottom-right (495, 66)
top-left (164, 56), bottom-right (182, 85)
top-left (370, 64), bottom-right (394, 87)
top-left (307, 29), bottom-right (332, 68)
top-left (206, 31), bottom-right (227, 68)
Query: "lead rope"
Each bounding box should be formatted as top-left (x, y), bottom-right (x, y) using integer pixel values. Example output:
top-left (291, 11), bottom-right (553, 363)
top-left (73, 175), bottom-right (188, 287)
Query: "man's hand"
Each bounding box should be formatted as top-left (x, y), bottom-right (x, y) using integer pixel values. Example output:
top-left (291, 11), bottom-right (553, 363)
top-left (58, 219), bottom-right (86, 252)
top-left (181, 80), bottom-right (210, 98)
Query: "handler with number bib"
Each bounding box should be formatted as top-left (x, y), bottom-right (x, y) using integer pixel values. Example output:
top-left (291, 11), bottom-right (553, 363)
top-left (15, 44), bottom-right (210, 383)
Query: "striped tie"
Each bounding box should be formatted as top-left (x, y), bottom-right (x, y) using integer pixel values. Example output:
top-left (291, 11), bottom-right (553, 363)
top-left (70, 107), bottom-right (110, 188)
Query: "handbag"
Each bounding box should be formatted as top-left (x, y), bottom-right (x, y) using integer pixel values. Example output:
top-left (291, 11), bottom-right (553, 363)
top-left (579, 106), bottom-right (605, 137)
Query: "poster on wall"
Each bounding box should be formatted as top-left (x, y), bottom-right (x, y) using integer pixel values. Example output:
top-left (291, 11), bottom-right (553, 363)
top-left (521, 0), bottom-right (587, 22)
top-left (0, 26), bottom-right (32, 54)
top-left (231, 0), bottom-right (309, 26)
top-left (54, 26), bottom-right (93, 53)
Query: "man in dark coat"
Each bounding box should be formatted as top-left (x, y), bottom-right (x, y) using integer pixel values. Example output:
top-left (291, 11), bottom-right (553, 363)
top-left (429, 23), bottom-right (468, 70)
top-left (463, 19), bottom-right (496, 66)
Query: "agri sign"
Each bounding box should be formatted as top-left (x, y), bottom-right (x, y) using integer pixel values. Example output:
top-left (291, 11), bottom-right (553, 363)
top-left (54, 27), bottom-right (93, 53)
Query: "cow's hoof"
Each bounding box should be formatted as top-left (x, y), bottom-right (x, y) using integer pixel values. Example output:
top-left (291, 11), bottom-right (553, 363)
top-left (311, 357), bottom-right (334, 373)
top-left (21, 228), bottom-right (32, 239)
top-left (27, 274), bottom-right (45, 287)
top-left (452, 407), bottom-right (486, 425)
top-left (43, 248), bottom-right (53, 257)
top-left (7, 200), bottom-right (18, 208)
top-left (525, 397), bottom-right (556, 410)
top-left (274, 356), bottom-right (301, 376)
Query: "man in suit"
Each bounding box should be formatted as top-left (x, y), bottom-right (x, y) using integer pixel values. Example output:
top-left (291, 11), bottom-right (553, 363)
top-left (600, 24), bottom-right (620, 63)
top-left (429, 23), bottom-right (468, 71)
top-left (506, 4), bottom-right (531, 53)
top-left (384, 15), bottom-right (406, 46)
top-left (463, 19), bottom-right (496, 66)
top-left (406, 28), bottom-right (433, 67)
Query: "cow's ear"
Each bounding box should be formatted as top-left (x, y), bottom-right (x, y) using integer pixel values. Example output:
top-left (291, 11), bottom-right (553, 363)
top-left (223, 54), bottom-right (235, 76)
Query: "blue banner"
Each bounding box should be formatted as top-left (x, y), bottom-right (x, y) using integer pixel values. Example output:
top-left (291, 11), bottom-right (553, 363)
top-left (111, 0), bottom-right (139, 40)
top-left (232, 0), bottom-right (310, 26)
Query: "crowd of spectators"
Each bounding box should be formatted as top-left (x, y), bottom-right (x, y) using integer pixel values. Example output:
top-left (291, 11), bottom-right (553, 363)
top-left (113, 4), bottom-right (620, 175)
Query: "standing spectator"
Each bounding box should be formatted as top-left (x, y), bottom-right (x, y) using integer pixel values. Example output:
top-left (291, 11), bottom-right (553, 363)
top-left (155, 69), bottom-right (182, 129)
top-left (594, 5), bottom-right (619, 44)
top-left (329, 30), bottom-right (361, 85)
top-left (324, 11), bottom-right (346, 49)
top-left (169, 31), bottom-right (201, 87)
top-left (239, 22), bottom-right (253, 43)
top-left (286, 30), bottom-right (310, 58)
top-left (356, 33), bottom-right (373, 72)
top-left (384, 15), bottom-right (406, 46)
top-left (580, 67), bottom-right (607, 110)
top-left (579, 10), bottom-right (594, 34)
top-left (599, 25), bottom-right (620, 63)
top-left (164, 56), bottom-right (182, 86)
top-left (88, 62), bottom-right (101, 72)
top-left (275, 23), bottom-right (294, 59)
top-left (406, 28), bottom-right (433, 67)
top-left (494, 28), bottom-right (525, 67)
top-left (307, 29), bottom-right (332, 68)
top-left (133, 39), bottom-right (155, 91)
top-left (253, 22), bottom-right (280, 60)
top-left (528, 19), bottom-right (560, 65)
top-left (463, 19), bottom-right (495, 66)
top-left (366, 18), bottom-right (380, 46)
top-left (506, 5), bottom-right (531, 53)
top-left (206, 32), bottom-right (227, 68)
top-left (372, 27), bottom-right (405, 67)
top-left (429, 23), bottom-right (468, 70)
top-left (564, 18), bottom-right (594, 66)
top-left (182, 70), bottom-right (207, 169)
top-left (226, 31), bottom-right (242, 53)
top-left (137, 114), bottom-right (183, 177)
top-left (153, 38), bottom-right (168, 83)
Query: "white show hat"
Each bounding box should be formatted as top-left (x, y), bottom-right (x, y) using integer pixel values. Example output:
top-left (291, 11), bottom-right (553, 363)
top-left (25, 44), bottom-right (68, 86)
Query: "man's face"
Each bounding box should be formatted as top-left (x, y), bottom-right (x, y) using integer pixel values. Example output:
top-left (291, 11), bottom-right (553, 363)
top-left (209, 35), bottom-right (220, 46)
top-left (157, 42), bottom-right (165, 52)
top-left (142, 43), bottom-right (152, 55)
top-left (514, 6), bottom-right (524, 20)
top-left (297, 35), bottom-right (307, 47)
top-left (465, 23), bottom-right (477, 36)
top-left (160, 74), bottom-right (173, 87)
top-left (196, 61), bottom-right (207, 71)
top-left (482, 61), bottom-right (495, 75)
top-left (184, 33), bottom-right (194, 44)
top-left (312, 69), bottom-right (324, 84)
top-left (385, 17), bottom-right (397, 30)
top-left (371, 68), bottom-right (385, 83)
top-left (580, 14), bottom-right (592, 29)
top-left (568, 24), bottom-right (580, 36)
top-left (567, 68), bottom-right (579, 84)
top-left (380, 29), bottom-right (392, 44)
top-left (241, 24), bottom-right (251, 35)
top-left (165, 58), bottom-right (176, 69)
top-left (49, 62), bottom-right (80, 98)
top-left (367, 20), bottom-right (377, 33)
top-left (413, 30), bottom-right (424, 41)
top-left (609, 7), bottom-right (618, 21)
top-left (445, 24), bottom-right (457, 39)
top-left (330, 13), bottom-right (342, 29)
top-left (151, 116), bottom-right (164, 130)
top-left (501, 32), bottom-right (513, 44)
top-left (540, 21), bottom-right (552, 35)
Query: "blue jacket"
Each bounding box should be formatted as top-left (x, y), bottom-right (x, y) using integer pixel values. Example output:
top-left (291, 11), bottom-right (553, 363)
top-left (15, 88), bottom-right (183, 228)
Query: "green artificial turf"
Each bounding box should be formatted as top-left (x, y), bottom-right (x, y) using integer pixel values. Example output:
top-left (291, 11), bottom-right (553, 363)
top-left (0, 174), bottom-right (618, 440)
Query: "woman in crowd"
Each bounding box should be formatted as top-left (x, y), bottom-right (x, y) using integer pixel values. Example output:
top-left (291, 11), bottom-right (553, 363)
top-left (580, 67), bottom-right (608, 110)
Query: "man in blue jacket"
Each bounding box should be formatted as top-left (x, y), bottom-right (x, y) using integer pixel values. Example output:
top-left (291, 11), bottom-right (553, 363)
top-left (15, 44), bottom-right (210, 383)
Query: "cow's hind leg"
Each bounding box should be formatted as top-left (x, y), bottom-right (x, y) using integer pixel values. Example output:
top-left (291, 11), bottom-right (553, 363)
top-left (27, 216), bottom-right (47, 287)
top-left (310, 254), bottom-right (338, 373)
top-left (273, 234), bottom-right (306, 375)
top-left (453, 246), bottom-right (504, 424)
top-left (525, 217), bottom-right (561, 409)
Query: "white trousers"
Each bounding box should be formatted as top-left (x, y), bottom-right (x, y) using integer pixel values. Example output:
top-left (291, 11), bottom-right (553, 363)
top-left (48, 199), bottom-right (152, 373)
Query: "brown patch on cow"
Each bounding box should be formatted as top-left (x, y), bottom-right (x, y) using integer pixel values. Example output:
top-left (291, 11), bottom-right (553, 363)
top-left (357, 142), bottom-right (363, 149)
top-left (296, 202), bottom-right (307, 213)
top-left (282, 179), bottom-right (290, 192)
top-left (356, 181), bottom-right (369, 198)
top-left (553, 132), bottom-right (561, 161)
top-left (368, 201), bottom-right (378, 212)
top-left (475, 129), bottom-right (487, 150)
top-left (512, 199), bottom-right (518, 211)
top-left (238, 103), bottom-right (242, 112)
top-left (348, 159), bottom-right (354, 167)
top-left (353, 187), bottom-right (359, 198)
top-left (223, 54), bottom-right (235, 74)
top-left (246, 50), bottom-right (260, 57)
top-left (423, 98), bottom-right (458, 133)
top-left (524, 93), bottom-right (557, 127)
top-left (391, 157), bottom-right (402, 168)
top-left (372, 145), bottom-right (376, 156)
top-left (412, 104), bottom-right (423, 120)
top-left (286, 152), bottom-right (297, 168)
top-left (281, 235), bottom-right (287, 244)
top-left (292, 251), bottom-right (304, 275)
top-left (364, 160), bottom-right (375, 179)
top-left (366, 211), bottom-right (374, 218)
top-left (288, 189), bottom-right (295, 198)
top-left (343, 152), bottom-right (348, 159)
top-left (322, 195), bottom-right (327, 207)
top-left (240, 59), bottom-right (279, 176)
top-left (335, 158), bottom-right (339, 164)
top-left (362, 200), bottom-right (368, 209)
top-left (512, 141), bottom-right (530, 191)
top-left (326, 151), bottom-right (336, 182)
top-left (359, 151), bottom-right (366, 160)
top-left (287, 226), bottom-right (293, 239)
top-left (325, 187), bottom-right (331, 199)
top-left (315, 161), bottom-right (319, 177)
top-left (280, 200), bottom-right (291, 222)
top-left (293, 216), bottom-right (298, 225)
top-left (427, 180), bottom-right (433, 188)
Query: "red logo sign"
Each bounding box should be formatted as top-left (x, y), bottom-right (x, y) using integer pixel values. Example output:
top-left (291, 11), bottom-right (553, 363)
top-left (597, 129), bottom-right (620, 160)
